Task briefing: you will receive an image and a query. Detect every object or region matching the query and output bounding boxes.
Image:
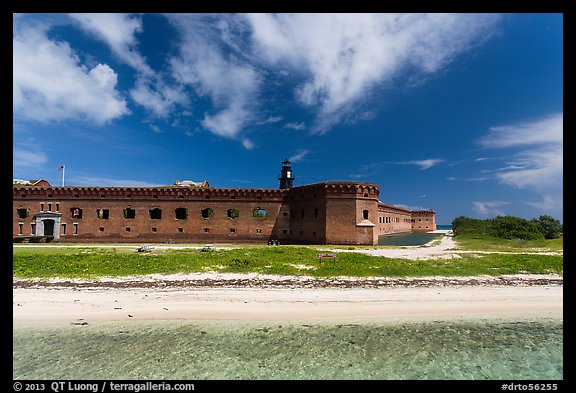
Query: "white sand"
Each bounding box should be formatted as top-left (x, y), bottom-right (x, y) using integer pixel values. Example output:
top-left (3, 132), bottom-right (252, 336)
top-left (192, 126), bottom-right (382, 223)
top-left (13, 283), bottom-right (562, 326)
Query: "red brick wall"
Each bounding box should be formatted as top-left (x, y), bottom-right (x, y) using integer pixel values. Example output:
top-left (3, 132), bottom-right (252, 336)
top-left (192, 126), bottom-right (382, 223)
top-left (13, 182), bottom-right (434, 245)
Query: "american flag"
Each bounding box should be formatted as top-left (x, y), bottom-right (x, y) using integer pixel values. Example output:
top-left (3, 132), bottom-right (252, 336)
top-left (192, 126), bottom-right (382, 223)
top-left (57, 165), bottom-right (64, 171)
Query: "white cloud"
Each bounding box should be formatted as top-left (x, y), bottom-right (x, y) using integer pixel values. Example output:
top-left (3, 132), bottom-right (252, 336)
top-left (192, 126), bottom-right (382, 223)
top-left (70, 13), bottom-right (189, 119)
top-left (241, 138), bottom-right (255, 150)
top-left (168, 15), bottom-right (259, 143)
top-left (402, 159), bottom-right (444, 170)
top-left (69, 13), bottom-right (152, 76)
top-left (479, 113), bottom-right (563, 149)
top-left (258, 116), bottom-right (283, 125)
top-left (284, 122), bottom-right (306, 130)
top-left (13, 23), bottom-right (130, 124)
top-left (245, 13), bottom-right (500, 132)
top-left (289, 150), bottom-right (309, 163)
top-left (13, 148), bottom-right (48, 169)
top-left (472, 201), bottom-right (509, 217)
top-left (479, 113), bottom-right (563, 212)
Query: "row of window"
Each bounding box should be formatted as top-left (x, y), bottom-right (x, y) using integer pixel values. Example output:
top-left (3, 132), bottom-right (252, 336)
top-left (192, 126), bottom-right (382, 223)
top-left (378, 216), bottom-right (411, 224)
top-left (19, 206), bottom-right (268, 220)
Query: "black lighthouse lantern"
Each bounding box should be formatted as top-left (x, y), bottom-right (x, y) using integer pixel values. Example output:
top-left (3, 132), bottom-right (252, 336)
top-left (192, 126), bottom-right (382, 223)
top-left (278, 159), bottom-right (295, 189)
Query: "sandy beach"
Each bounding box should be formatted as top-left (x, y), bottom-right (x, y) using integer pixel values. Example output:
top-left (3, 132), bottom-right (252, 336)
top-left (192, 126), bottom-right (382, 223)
top-left (13, 273), bottom-right (563, 326)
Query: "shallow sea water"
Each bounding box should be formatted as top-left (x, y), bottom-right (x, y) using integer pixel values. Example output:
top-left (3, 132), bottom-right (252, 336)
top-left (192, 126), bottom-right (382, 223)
top-left (13, 318), bottom-right (562, 380)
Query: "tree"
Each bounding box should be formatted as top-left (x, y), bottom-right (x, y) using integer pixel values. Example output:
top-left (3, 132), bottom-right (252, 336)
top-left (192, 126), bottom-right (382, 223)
top-left (490, 216), bottom-right (543, 240)
top-left (531, 215), bottom-right (562, 239)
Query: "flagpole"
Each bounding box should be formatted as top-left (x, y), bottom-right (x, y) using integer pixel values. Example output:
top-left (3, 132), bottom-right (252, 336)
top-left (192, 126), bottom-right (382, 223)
top-left (62, 165), bottom-right (65, 187)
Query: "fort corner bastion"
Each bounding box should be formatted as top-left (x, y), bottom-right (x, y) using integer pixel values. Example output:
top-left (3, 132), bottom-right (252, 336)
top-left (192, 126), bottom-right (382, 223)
top-left (13, 161), bottom-right (435, 246)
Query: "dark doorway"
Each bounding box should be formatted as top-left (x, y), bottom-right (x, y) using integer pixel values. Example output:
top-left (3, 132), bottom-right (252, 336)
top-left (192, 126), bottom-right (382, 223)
top-left (43, 220), bottom-right (54, 236)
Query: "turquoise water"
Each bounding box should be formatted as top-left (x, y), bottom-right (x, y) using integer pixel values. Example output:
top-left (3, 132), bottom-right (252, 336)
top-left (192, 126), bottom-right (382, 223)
top-left (378, 225), bottom-right (452, 246)
top-left (13, 318), bottom-right (562, 380)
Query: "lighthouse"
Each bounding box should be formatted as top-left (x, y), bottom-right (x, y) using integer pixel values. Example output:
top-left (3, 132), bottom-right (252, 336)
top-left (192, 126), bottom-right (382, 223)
top-left (278, 159), bottom-right (295, 189)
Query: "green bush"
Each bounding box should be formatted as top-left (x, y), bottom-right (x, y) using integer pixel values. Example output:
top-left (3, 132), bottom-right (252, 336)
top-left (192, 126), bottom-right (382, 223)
top-left (452, 214), bottom-right (558, 240)
top-left (531, 215), bottom-right (563, 239)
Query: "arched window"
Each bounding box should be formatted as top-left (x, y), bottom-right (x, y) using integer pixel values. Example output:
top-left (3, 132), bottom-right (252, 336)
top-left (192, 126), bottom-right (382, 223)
top-left (253, 208), bottom-right (267, 219)
top-left (201, 208), bottom-right (214, 219)
top-left (227, 209), bottom-right (239, 219)
top-left (71, 207), bottom-right (83, 219)
top-left (149, 208), bottom-right (162, 219)
top-left (175, 208), bottom-right (188, 220)
top-left (123, 208), bottom-right (136, 219)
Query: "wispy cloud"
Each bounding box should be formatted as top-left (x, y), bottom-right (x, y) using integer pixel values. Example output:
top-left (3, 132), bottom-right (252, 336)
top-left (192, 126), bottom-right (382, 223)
top-left (258, 116), bottom-right (283, 125)
top-left (446, 176), bottom-right (489, 182)
top-left (168, 14), bottom-right (259, 148)
top-left (69, 13), bottom-right (189, 119)
top-left (13, 148), bottom-right (48, 169)
top-left (472, 201), bottom-right (509, 217)
top-left (284, 122), bottom-right (306, 131)
top-left (478, 113), bottom-right (563, 212)
top-left (246, 13), bottom-right (500, 133)
top-left (400, 159), bottom-right (444, 170)
top-left (289, 150), bottom-right (310, 163)
top-left (70, 176), bottom-right (164, 187)
top-left (13, 21), bottom-right (130, 124)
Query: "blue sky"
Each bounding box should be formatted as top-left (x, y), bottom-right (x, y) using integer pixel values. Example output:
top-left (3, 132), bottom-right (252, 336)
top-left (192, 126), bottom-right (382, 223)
top-left (13, 13), bottom-right (563, 225)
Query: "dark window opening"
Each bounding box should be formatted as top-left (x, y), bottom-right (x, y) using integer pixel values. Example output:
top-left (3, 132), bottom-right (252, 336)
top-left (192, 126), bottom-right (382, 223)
top-left (363, 210), bottom-right (369, 220)
top-left (99, 227), bottom-right (104, 232)
top-left (178, 227), bottom-right (184, 233)
top-left (17, 208), bottom-right (29, 219)
top-left (18, 223), bottom-right (23, 235)
top-left (227, 209), bottom-right (239, 219)
top-left (253, 208), bottom-right (267, 219)
top-left (364, 193), bottom-right (368, 198)
top-left (125, 227), bottom-right (131, 232)
top-left (73, 223), bottom-right (78, 234)
top-left (97, 209), bottom-right (110, 219)
top-left (149, 208), bottom-right (162, 219)
top-left (300, 209), bottom-right (305, 219)
top-left (282, 229), bottom-right (288, 234)
top-left (201, 208), bottom-right (214, 219)
top-left (230, 228), bottom-right (236, 234)
top-left (204, 227), bottom-right (210, 233)
top-left (256, 228), bottom-right (262, 234)
top-left (175, 208), bottom-right (188, 220)
top-left (152, 227), bottom-right (157, 232)
top-left (56, 203), bottom-right (60, 212)
top-left (71, 208), bottom-right (83, 219)
top-left (124, 208), bottom-right (136, 219)
top-left (31, 223), bottom-right (36, 235)
top-left (61, 223), bottom-right (66, 235)
top-left (283, 212), bottom-right (288, 217)
top-left (314, 208), bottom-right (319, 218)
top-left (40, 203), bottom-right (44, 211)
top-left (48, 203), bottom-right (52, 211)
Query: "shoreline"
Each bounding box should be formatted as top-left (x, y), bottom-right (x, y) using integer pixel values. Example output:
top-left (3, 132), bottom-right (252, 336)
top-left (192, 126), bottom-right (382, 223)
top-left (13, 273), bottom-right (563, 327)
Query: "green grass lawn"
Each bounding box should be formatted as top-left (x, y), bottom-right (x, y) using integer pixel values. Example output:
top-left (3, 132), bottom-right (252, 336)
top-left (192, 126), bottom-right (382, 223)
top-left (12, 240), bottom-right (563, 279)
